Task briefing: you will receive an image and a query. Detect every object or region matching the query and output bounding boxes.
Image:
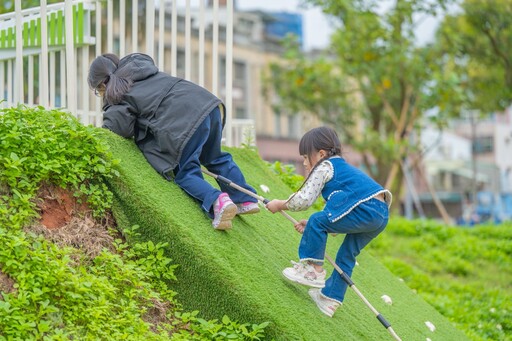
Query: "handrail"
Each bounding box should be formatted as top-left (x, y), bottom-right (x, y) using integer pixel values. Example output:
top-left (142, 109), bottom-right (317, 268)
top-left (0, 0), bottom-right (93, 22)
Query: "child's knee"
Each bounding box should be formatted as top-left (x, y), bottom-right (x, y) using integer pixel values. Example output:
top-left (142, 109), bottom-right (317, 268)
top-left (306, 212), bottom-right (330, 232)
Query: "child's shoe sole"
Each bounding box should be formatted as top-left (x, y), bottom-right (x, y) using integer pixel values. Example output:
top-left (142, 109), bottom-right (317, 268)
top-left (282, 267), bottom-right (325, 288)
top-left (308, 289), bottom-right (340, 317)
top-left (238, 207), bottom-right (260, 215)
top-left (213, 203), bottom-right (237, 230)
top-left (236, 202), bottom-right (260, 215)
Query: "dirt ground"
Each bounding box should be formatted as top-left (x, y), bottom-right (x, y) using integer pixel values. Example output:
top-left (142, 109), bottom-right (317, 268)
top-left (37, 185), bottom-right (88, 229)
top-left (32, 184), bottom-right (117, 257)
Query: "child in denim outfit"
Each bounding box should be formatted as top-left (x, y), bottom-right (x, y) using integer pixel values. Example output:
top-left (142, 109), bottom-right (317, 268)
top-left (266, 126), bottom-right (391, 317)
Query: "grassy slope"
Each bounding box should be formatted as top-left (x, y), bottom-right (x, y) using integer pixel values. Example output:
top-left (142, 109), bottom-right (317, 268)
top-left (102, 131), bottom-right (469, 341)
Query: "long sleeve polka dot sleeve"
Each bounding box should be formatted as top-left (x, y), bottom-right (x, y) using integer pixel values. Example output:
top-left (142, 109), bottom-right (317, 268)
top-left (286, 160), bottom-right (333, 211)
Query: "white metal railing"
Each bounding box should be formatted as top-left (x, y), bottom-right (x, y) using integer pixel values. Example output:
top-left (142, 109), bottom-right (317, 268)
top-left (0, 0), bottom-right (252, 146)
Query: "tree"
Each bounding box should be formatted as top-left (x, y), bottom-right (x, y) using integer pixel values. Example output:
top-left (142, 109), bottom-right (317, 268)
top-left (264, 0), bottom-right (461, 203)
top-left (436, 0), bottom-right (512, 112)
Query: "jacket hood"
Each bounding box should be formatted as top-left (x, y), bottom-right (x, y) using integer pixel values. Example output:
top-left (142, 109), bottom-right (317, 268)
top-left (116, 53), bottom-right (159, 82)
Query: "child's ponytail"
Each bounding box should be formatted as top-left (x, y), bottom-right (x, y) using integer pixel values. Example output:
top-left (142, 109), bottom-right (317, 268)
top-left (104, 72), bottom-right (133, 105)
top-left (286, 126), bottom-right (343, 202)
top-left (88, 53), bottom-right (133, 105)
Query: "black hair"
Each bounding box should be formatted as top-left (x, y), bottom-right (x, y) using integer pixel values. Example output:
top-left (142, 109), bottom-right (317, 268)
top-left (88, 53), bottom-right (133, 105)
top-left (299, 126), bottom-right (342, 169)
top-left (287, 126), bottom-right (343, 202)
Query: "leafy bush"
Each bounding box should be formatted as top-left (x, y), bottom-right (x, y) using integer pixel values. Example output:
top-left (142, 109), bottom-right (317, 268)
top-left (0, 225), bottom-right (268, 340)
top-left (0, 107), bottom-right (268, 340)
top-left (266, 161), bottom-right (304, 191)
top-left (0, 226), bottom-right (172, 339)
top-left (0, 105), bottom-right (119, 227)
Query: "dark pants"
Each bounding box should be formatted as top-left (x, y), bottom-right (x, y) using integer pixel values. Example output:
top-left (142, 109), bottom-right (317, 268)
top-left (173, 106), bottom-right (257, 217)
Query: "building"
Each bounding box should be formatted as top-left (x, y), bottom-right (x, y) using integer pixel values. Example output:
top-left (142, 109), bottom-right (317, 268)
top-left (418, 107), bottom-right (512, 223)
top-left (159, 1), bottom-right (317, 173)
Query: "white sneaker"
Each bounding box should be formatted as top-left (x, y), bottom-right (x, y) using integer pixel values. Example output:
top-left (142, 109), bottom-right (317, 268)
top-left (282, 260), bottom-right (326, 288)
top-left (212, 193), bottom-right (237, 230)
top-left (308, 288), bottom-right (341, 317)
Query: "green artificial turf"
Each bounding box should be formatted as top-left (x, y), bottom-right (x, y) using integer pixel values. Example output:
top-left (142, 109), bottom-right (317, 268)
top-left (102, 131), bottom-right (469, 341)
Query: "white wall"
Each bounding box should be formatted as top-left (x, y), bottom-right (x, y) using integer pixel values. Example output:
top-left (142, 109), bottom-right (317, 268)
top-left (421, 126), bottom-right (472, 161)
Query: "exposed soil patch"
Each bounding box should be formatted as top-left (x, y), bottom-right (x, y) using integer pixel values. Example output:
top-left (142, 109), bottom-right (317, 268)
top-left (0, 270), bottom-right (16, 300)
top-left (29, 216), bottom-right (118, 259)
top-left (144, 298), bottom-right (176, 332)
top-left (30, 184), bottom-right (118, 258)
top-left (37, 185), bottom-right (89, 229)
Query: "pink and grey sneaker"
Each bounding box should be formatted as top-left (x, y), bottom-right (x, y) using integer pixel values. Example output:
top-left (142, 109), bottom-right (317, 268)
top-left (212, 193), bottom-right (237, 230)
top-left (308, 288), bottom-right (341, 317)
top-left (282, 260), bottom-right (326, 288)
top-left (236, 202), bottom-right (260, 215)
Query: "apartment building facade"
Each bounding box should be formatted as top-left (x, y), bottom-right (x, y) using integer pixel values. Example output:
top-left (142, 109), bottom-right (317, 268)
top-left (420, 108), bottom-right (512, 222)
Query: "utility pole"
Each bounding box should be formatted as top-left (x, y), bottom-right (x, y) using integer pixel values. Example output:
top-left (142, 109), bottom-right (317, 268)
top-left (469, 111), bottom-right (478, 205)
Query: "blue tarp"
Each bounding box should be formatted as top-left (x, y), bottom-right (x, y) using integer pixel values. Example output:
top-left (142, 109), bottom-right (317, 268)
top-left (501, 193), bottom-right (512, 219)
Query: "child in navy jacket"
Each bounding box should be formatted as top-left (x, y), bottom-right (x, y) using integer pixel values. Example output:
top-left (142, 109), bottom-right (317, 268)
top-left (88, 53), bottom-right (259, 230)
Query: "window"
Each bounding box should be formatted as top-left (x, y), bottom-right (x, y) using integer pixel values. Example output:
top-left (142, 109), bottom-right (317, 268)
top-left (176, 50), bottom-right (186, 79)
top-left (288, 114), bottom-right (300, 138)
top-left (233, 60), bottom-right (248, 119)
top-left (472, 136), bottom-right (493, 154)
top-left (234, 61), bottom-right (246, 83)
top-left (235, 106), bottom-right (246, 119)
top-left (274, 112), bottom-right (281, 136)
top-left (219, 56), bottom-right (226, 85)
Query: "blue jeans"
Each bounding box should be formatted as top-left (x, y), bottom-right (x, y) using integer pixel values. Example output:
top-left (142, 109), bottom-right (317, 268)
top-left (173, 107), bottom-right (257, 217)
top-left (298, 198), bottom-right (389, 303)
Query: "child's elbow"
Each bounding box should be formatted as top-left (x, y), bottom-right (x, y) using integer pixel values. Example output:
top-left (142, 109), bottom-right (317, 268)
top-left (102, 123), bottom-right (134, 138)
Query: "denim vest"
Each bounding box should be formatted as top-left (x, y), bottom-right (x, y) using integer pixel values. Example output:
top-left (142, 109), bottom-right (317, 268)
top-left (322, 157), bottom-right (391, 223)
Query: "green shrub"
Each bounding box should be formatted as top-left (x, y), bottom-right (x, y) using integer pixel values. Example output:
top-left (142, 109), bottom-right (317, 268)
top-left (0, 108), bottom-right (269, 340)
top-left (0, 105), bottom-right (119, 227)
top-left (368, 217), bottom-right (512, 340)
top-left (0, 226), bottom-right (171, 339)
top-left (266, 161), bottom-right (304, 191)
top-left (0, 225), bottom-right (268, 340)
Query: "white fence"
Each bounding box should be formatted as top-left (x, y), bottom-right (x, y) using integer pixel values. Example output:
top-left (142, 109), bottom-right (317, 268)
top-left (0, 0), bottom-right (252, 146)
